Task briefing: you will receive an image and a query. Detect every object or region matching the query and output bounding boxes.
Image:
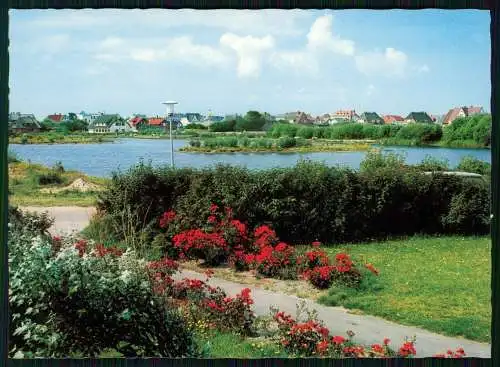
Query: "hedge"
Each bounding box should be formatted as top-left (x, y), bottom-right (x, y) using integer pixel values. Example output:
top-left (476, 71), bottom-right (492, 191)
top-left (96, 159), bottom-right (490, 246)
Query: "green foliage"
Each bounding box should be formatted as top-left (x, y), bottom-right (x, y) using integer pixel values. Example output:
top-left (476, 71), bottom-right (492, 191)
top-left (37, 172), bottom-right (64, 186)
top-left (185, 123), bottom-right (208, 130)
top-left (189, 139), bottom-right (202, 148)
top-left (457, 156), bottom-right (491, 175)
top-left (277, 137), bottom-right (297, 149)
top-left (414, 155), bottom-right (449, 172)
top-left (359, 150), bottom-right (406, 173)
top-left (394, 123), bottom-right (442, 145)
top-left (443, 114), bottom-right (491, 147)
top-left (210, 120), bottom-right (237, 132)
top-left (8, 213), bottom-right (198, 358)
top-left (97, 158), bottom-right (490, 247)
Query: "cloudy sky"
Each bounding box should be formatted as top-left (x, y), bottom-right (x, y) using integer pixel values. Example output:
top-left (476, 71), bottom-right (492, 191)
top-left (9, 9), bottom-right (490, 119)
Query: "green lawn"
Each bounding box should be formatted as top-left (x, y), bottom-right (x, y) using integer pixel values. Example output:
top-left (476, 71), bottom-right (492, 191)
top-left (318, 236), bottom-right (491, 342)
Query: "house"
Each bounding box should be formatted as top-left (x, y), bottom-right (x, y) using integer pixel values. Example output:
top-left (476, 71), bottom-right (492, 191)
top-left (404, 112), bottom-right (434, 123)
top-left (78, 111), bottom-right (104, 124)
top-left (8, 112), bottom-right (41, 133)
top-left (442, 106), bottom-right (485, 126)
top-left (293, 111), bottom-right (315, 124)
top-left (129, 116), bottom-right (148, 129)
top-left (359, 112), bottom-right (384, 124)
top-left (383, 115), bottom-right (405, 124)
top-left (335, 109), bottom-right (359, 121)
top-left (46, 114), bottom-right (66, 123)
top-left (88, 114), bottom-right (136, 134)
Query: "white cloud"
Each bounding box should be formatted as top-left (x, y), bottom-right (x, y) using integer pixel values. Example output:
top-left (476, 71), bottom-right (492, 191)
top-left (92, 36), bottom-right (229, 68)
top-left (269, 50), bottom-right (319, 76)
top-left (355, 47), bottom-right (408, 77)
top-left (220, 33), bottom-right (275, 78)
top-left (306, 15), bottom-right (355, 56)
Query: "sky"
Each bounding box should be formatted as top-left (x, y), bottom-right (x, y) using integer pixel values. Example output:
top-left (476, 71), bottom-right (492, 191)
top-left (8, 9), bottom-right (491, 119)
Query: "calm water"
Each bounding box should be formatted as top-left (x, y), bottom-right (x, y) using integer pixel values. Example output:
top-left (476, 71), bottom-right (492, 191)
top-left (9, 138), bottom-right (491, 178)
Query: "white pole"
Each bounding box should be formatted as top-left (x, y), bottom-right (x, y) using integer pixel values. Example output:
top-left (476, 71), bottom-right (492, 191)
top-left (169, 110), bottom-right (174, 168)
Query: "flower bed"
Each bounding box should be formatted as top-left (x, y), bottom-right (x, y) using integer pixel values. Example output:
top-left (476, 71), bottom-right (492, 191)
top-left (155, 204), bottom-right (379, 290)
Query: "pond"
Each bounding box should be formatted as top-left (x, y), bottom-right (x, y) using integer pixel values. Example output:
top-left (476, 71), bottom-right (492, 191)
top-left (9, 138), bottom-right (491, 178)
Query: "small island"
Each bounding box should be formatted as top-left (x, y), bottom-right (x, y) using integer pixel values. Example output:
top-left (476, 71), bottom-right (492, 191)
top-left (180, 136), bottom-right (372, 153)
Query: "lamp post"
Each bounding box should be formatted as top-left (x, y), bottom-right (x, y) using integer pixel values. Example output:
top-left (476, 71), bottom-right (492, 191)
top-left (162, 101), bottom-right (178, 168)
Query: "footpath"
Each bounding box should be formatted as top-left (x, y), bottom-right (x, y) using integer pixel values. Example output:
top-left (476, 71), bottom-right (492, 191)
top-left (19, 206), bottom-right (492, 358)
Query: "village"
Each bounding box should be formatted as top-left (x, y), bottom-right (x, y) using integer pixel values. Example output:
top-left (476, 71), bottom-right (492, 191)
top-left (7, 105), bottom-right (485, 135)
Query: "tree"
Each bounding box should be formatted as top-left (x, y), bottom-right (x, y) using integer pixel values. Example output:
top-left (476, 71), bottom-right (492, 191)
top-left (235, 111), bottom-right (266, 131)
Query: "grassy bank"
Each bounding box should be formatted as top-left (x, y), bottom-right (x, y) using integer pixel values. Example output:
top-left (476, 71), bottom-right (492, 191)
top-left (317, 236), bottom-right (491, 342)
top-left (8, 157), bottom-right (107, 206)
top-left (9, 132), bottom-right (116, 145)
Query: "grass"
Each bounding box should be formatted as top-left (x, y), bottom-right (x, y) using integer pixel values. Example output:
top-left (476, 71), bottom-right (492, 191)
top-left (9, 132), bottom-right (115, 144)
top-left (8, 160), bottom-right (108, 207)
top-left (317, 235), bottom-right (491, 343)
top-left (196, 331), bottom-right (286, 358)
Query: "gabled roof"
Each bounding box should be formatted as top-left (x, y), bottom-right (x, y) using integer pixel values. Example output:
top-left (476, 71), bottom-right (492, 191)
top-left (9, 115), bottom-right (41, 129)
top-left (405, 112), bottom-right (433, 123)
top-left (383, 115), bottom-right (404, 123)
top-left (148, 117), bottom-right (165, 126)
top-left (129, 116), bottom-right (148, 126)
top-left (361, 112), bottom-right (383, 122)
top-left (91, 114), bottom-right (121, 127)
top-left (47, 114), bottom-right (64, 123)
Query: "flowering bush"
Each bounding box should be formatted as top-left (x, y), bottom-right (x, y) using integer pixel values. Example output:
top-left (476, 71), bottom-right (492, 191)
top-left (433, 347), bottom-right (466, 358)
top-left (272, 307), bottom-right (420, 358)
top-left (9, 225), bottom-right (198, 358)
top-left (254, 242), bottom-right (298, 279)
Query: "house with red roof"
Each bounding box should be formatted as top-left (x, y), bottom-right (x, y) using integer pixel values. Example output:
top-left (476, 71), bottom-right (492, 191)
top-left (383, 115), bottom-right (405, 124)
top-left (46, 114), bottom-right (66, 123)
top-left (442, 106), bottom-right (485, 126)
top-left (129, 116), bottom-right (148, 129)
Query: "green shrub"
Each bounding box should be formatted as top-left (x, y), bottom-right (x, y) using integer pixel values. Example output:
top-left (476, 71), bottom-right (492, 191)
top-left (457, 156), bottom-right (491, 175)
top-left (8, 221), bottom-right (198, 358)
top-left (97, 159), bottom-right (490, 246)
top-left (185, 123), bottom-right (207, 130)
top-left (189, 139), bottom-right (201, 148)
top-left (415, 155), bottom-right (449, 172)
top-left (443, 114), bottom-right (491, 147)
top-left (37, 172), bottom-right (64, 185)
top-left (277, 137), bottom-right (297, 149)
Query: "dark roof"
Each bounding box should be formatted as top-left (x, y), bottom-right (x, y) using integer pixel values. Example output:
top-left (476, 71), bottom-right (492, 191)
top-left (405, 112), bottom-right (433, 123)
top-left (361, 112), bottom-right (383, 123)
top-left (9, 115), bottom-right (41, 129)
top-left (90, 114), bottom-right (121, 127)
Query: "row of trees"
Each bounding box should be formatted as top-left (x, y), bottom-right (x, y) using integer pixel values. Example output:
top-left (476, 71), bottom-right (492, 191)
top-left (40, 113), bottom-right (89, 134)
top-left (209, 111), bottom-right (276, 132)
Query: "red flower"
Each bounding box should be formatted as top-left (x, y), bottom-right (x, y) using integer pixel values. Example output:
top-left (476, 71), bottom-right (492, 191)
top-left (311, 241), bottom-right (321, 248)
top-left (316, 340), bottom-right (329, 354)
top-left (208, 215), bottom-right (217, 223)
top-left (210, 203), bottom-right (219, 213)
top-left (332, 335), bottom-right (346, 345)
top-left (383, 338), bottom-right (390, 346)
top-left (371, 343), bottom-right (384, 354)
top-left (398, 341), bottom-right (416, 357)
top-left (159, 210), bottom-right (176, 228)
top-left (74, 240), bottom-right (87, 257)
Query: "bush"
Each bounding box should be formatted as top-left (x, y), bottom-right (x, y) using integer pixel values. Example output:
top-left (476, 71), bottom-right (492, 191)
top-left (8, 222), bottom-right (198, 358)
top-left (189, 139), bottom-right (201, 148)
top-left (277, 137), bottom-right (297, 149)
top-left (414, 155), bottom-right (449, 172)
top-left (185, 123), bottom-right (208, 130)
top-left (97, 158), bottom-right (490, 246)
top-left (8, 151), bottom-right (20, 163)
top-left (457, 156), bottom-right (491, 175)
top-left (37, 172), bottom-right (64, 185)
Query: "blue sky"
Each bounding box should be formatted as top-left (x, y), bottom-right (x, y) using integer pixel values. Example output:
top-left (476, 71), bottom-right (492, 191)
top-left (9, 9), bottom-right (490, 119)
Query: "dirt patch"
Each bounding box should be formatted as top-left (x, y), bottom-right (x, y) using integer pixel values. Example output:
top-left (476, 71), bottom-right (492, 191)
top-left (40, 178), bottom-right (102, 194)
top-left (180, 260), bottom-right (326, 301)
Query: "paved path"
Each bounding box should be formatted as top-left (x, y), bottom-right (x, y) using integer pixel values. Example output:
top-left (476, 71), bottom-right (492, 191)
top-left (20, 206), bottom-right (492, 358)
top-left (20, 206), bottom-right (97, 235)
